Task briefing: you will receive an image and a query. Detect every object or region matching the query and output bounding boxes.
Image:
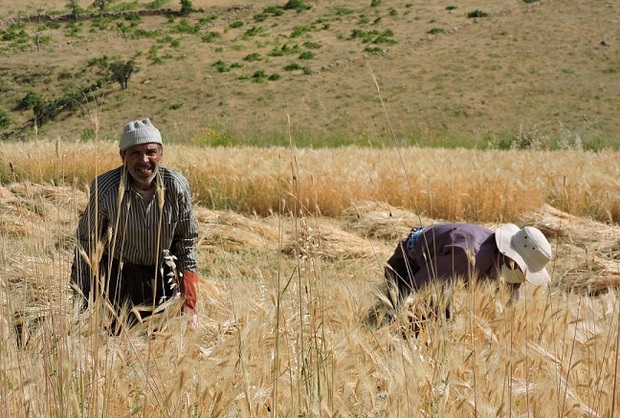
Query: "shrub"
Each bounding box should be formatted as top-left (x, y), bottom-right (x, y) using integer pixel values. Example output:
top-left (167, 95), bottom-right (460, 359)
top-left (243, 53), bottom-right (261, 61)
top-left (467, 9), bottom-right (489, 18)
top-left (64, 21), bottom-right (83, 37)
top-left (0, 109), bottom-right (11, 130)
top-left (363, 46), bottom-right (383, 53)
top-left (283, 0), bottom-right (312, 13)
top-left (283, 62), bottom-right (302, 71)
top-left (198, 15), bottom-right (217, 25)
top-left (81, 128), bottom-right (95, 141)
top-left (303, 41), bottom-right (322, 49)
top-left (251, 70), bottom-right (267, 83)
top-left (253, 13), bottom-right (268, 22)
top-left (146, 0), bottom-right (168, 9)
top-left (427, 27), bottom-right (445, 35)
top-left (242, 26), bottom-right (265, 38)
top-left (201, 32), bottom-right (222, 43)
top-left (263, 6), bottom-right (284, 16)
top-left (298, 51), bottom-right (314, 60)
top-left (212, 60), bottom-right (230, 72)
top-left (172, 19), bottom-right (199, 34)
top-left (124, 12), bottom-right (141, 23)
top-left (290, 25), bottom-right (311, 38)
top-left (19, 92), bottom-right (45, 110)
top-left (333, 6), bottom-right (354, 15)
top-left (268, 73), bottom-right (281, 81)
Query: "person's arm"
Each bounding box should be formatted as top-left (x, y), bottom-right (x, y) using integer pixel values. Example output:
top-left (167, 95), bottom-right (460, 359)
top-left (170, 176), bottom-right (199, 321)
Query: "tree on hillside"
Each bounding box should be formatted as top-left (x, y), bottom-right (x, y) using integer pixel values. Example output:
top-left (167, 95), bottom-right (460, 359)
top-left (65, 0), bottom-right (80, 20)
top-left (180, 0), bottom-right (193, 16)
top-left (92, 0), bottom-right (116, 16)
top-left (109, 60), bottom-right (136, 90)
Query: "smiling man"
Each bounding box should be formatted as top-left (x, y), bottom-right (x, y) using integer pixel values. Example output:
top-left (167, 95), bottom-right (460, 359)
top-left (71, 118), bottom-right (199, 329)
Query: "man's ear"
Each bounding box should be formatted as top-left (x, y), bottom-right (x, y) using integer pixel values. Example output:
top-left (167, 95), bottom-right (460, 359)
top-left (119, 150), bottom-right (126, 162)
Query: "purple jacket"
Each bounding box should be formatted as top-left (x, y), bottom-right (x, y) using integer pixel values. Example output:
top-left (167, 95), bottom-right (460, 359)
top-left (387, 223), bottom-right (507, 291)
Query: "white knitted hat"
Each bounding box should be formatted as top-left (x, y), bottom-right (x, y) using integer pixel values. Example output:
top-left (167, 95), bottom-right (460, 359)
top-left (119, 118), bottom-right (163, 151)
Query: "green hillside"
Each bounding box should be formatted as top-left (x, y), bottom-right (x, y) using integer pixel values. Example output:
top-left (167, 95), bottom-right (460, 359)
top-left (0, 0), bottom-right (618, 148)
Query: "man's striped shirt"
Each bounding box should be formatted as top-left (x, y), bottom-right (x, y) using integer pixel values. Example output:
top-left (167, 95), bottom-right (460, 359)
top-left (72, 165), bottom-right (198, 288)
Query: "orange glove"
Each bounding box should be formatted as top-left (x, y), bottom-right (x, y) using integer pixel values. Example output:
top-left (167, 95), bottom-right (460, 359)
top-left (180, 270), bottom-right (199, 321)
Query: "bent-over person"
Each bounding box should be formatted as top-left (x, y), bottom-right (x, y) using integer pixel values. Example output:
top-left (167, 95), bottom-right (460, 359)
top-left (385, 222), bottom-right (552, 312)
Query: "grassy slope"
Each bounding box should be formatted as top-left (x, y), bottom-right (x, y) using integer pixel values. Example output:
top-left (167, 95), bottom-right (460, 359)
top-left (0, 0), bottom-right (618, 147)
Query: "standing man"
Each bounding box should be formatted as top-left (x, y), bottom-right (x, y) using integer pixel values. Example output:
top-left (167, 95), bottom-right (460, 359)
top-left (71, 118), bottom-right (199, 327)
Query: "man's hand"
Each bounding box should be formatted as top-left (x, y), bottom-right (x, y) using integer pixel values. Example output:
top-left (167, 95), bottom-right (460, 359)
top-left (180, 270), bottom-right (199, 326)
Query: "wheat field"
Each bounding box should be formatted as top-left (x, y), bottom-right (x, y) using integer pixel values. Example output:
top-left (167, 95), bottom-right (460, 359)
top-left (1, 140), bottom-right (620, 417)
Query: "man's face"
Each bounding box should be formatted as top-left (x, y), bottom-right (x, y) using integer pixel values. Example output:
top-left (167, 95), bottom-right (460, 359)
top-left (120, 143), bottom-right (163, 189)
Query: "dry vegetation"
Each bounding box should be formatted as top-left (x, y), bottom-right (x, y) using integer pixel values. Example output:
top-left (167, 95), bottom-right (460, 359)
top-left (1, 141), bottom-right (620, 416)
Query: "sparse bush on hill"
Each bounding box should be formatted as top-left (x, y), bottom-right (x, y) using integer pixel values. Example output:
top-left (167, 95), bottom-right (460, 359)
top-left (269, 43), bottom-right (301, 56)
top-left (467, 9), bottom-right (489, 18)
top-left (263, 6), bottom-right (284, 17)
top-left (298, 50), bottom-right (314, 59)
top-left (427, 27), bottom-right (445, 35)
top-left (251, 70), bottom-right (267, 83)
top-left (171, 18), bottom-right (199, 34)
top-left (243, 52), bottom-right (261, 61)
top-left (0, 23), bottom-right (30, 51)
top-left (19, 92), bottom-right (45, 111)
top-left (0, 109), bottom-right (11, 130)
top-left (242, 25), bottom-right (265, 39)
top-left (284, 0), bottom-right (312, 13)
top-left (283, 62), bottom-right (302, 71)
top-left (212, 60), bottom-right (230, 72)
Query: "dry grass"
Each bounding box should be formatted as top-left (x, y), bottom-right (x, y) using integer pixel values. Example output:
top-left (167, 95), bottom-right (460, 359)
top-left (2, 141), bottom-right (619, 222)
top-left (1, 141), bottom-right (620, 416)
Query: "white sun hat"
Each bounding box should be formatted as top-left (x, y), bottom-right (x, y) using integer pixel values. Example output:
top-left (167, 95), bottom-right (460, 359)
top-left (495, 223), bottom-right (552, 285)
